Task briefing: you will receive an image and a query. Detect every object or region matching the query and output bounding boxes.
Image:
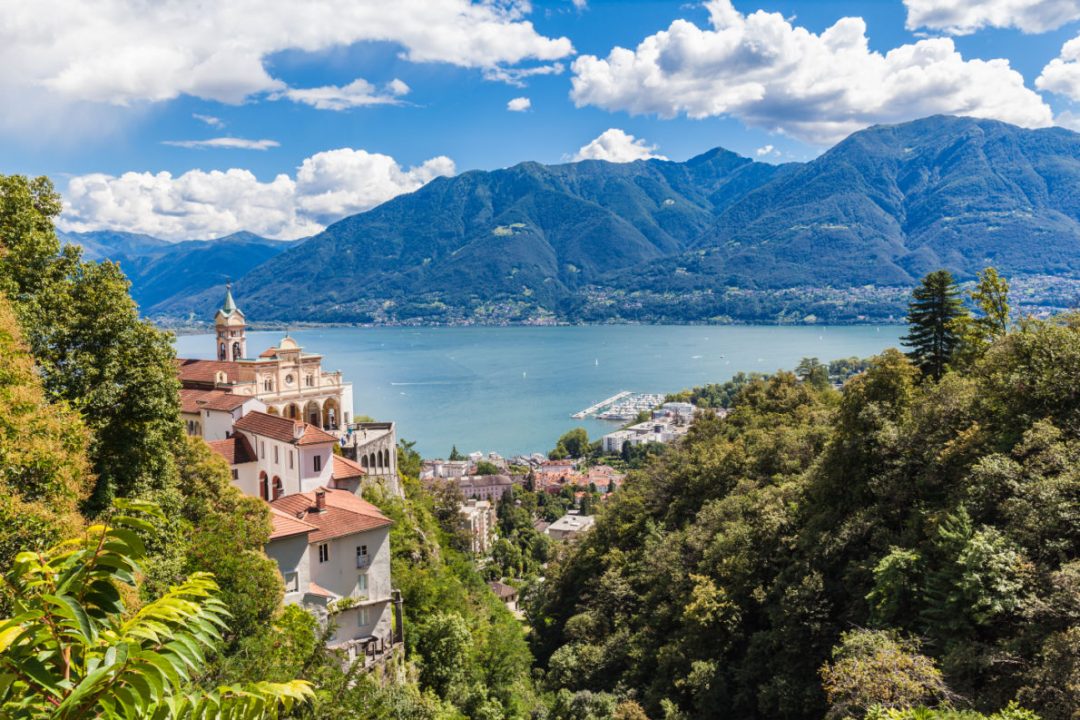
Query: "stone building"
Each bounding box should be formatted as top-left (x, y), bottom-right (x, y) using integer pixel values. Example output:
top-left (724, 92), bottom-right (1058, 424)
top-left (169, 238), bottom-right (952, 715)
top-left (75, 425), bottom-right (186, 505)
top-left (179, 288), bottom-right (399, 496)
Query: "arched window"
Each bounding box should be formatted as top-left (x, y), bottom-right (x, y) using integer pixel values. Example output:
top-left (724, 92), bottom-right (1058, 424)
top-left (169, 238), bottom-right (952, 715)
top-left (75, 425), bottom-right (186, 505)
top-left (219, 343), bottom-right (226, 360)
top-left (272, 476), bottom-right (283, 500)
top-left (259, 472), bottom-right (269, 501)
top-left (232, 341), bottom-right (241, 360)
top-left (361, 456), bottom-right (368, 469)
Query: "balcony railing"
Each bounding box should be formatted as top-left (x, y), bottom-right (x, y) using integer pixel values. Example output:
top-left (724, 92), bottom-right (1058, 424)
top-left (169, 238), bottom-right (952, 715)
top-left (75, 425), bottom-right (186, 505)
top-left (356, 555), bottom-right (371, 569)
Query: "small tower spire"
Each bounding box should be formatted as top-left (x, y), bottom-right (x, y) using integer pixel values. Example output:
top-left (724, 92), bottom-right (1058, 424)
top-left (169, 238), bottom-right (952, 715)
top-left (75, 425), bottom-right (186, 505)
top-left (214, 281), bottom-right (247, 361)
top-left (222, 281), bottom-right (237, 315)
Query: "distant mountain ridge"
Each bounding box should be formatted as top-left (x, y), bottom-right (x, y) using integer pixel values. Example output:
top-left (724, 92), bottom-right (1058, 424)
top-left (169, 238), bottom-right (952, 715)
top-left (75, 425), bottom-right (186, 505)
top-left (92, 116), bottom-right (1080, 324)
top-left (59, 230), bottom-right (298, 311)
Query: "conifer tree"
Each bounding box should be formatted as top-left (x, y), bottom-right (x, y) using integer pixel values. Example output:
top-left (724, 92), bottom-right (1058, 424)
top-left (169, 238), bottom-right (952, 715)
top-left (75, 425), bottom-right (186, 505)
top-left (902, 270), bottom-right (967, 380)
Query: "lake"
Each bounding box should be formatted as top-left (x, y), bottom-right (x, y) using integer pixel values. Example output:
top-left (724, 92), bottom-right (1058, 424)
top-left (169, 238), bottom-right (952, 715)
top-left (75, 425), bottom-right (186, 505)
top-left (175, 325), bottom-right (904, 459)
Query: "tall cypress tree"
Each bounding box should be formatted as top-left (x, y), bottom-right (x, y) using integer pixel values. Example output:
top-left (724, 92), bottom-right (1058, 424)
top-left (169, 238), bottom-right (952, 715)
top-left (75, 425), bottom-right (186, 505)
top-left (902, 270), bottom-right (967, 380)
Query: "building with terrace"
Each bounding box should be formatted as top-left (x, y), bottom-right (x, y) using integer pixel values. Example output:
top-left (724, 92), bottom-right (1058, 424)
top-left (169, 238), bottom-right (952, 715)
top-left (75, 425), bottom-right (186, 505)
top-left (178, 287), bottom-right (400, 496)
top-left (266, 487), bottom-right (401, 665)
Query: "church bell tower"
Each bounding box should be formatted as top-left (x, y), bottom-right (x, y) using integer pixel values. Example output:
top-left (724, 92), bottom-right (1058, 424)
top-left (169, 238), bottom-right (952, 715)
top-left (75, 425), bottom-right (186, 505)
top-left (214, 284), bottom-right (247, 361)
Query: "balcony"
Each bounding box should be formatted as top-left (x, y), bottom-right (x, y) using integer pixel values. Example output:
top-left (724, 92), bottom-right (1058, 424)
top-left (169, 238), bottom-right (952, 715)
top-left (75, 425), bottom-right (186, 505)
top-left (356, 555), bottom-right (370, 569)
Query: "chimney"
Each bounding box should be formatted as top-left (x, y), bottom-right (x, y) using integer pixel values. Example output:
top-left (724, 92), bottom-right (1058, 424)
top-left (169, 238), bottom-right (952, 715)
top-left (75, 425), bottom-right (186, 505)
top-left (315, 489), bottom-right (326, 512)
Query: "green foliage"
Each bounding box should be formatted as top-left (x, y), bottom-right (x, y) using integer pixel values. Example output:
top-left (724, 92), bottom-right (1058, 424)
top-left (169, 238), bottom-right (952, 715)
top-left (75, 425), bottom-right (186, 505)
top-left (820, 630), bottom-right (950, 719)
top-left (363, 474), bottom-right (538, 717)
top-left (475, 461), bottom-right (500, 476)
top-left (414, 612), bottom-right (472, 698)
top-left (449, 445), bottom-right (465, 461)
top-left (0, 174), bottom-right (184, 513)
top-left (0, 294), bottom-right (91, 611)
top-left (532, 317), bottom-right (1080, 720)
top-left (903, 270), bottom-right (967, 380)
top-left (0, 500), bottom-right (312, 719)
top-left (552, 428), bottom-right (590, 460)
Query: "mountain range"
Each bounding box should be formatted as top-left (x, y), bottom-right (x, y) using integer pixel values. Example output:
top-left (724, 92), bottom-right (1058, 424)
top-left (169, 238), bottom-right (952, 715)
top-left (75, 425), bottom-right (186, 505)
top-left (66, 116), bottom-right (1080, 324)
top-left (59, 230), bottom-right (297, 312)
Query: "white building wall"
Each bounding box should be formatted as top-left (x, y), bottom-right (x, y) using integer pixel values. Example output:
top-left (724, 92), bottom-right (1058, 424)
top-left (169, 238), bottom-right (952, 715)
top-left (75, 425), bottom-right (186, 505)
top-left (309, 526), bottom-right (391, 602)
top-left (233, 462), bottom-right (260, 498)
top-left (341, 383), bottom-right (354, 425)
top-left (265, 533), bottom-right (312, 607)
top-left (299, 445), bottom-right (335, 493)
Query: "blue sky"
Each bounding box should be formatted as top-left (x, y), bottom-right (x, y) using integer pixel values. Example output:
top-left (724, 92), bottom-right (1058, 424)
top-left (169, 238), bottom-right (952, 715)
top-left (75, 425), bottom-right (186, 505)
top-left (2, 0), bottom-right (1080, 240)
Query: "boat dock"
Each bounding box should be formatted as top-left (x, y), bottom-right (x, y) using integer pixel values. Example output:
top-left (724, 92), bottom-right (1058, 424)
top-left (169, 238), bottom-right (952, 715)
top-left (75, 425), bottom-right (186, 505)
top-left (572, 391), bottom-right (632, 419)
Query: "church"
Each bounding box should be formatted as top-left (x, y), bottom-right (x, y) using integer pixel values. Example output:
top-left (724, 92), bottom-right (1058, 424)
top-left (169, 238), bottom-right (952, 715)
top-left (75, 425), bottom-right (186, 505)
top-left (174, 287), bottom-right (404, 665)
top-left (177, 286), bottom-right (399, 488)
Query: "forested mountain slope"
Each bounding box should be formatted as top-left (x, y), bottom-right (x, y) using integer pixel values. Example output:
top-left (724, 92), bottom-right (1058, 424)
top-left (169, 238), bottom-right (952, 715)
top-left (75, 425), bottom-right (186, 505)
top-left (530, 320), bottom-right (1080, 719)
top-left (149, 116), bottom-right (1080, 325)
top-left (59, 229), bottom-right (296, 311)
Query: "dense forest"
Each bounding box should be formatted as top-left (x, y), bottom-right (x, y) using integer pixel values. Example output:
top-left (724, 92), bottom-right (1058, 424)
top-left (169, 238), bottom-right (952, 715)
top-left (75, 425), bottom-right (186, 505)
top-left (0, 172), bottom-right (1077, 719)
top-left (529, 271), bottom-right (1079, 719)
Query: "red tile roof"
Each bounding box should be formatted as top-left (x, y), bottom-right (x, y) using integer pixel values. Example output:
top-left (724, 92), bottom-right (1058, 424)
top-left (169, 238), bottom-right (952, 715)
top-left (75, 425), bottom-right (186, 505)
top-left (176, 358), bottom-right (240, 385)
top-left (180, 388), bottom-right (251, 413)
top-left (234, 411), bottom-right (304, 443)
top-left (271, 488), bottom-right (391, 542)
top-left (259, 347), bottom-right (279, 358)
top-left (268, 506), bottom-right (317, 540)
top-left (206, 435), bottom-right (257, 465)
top-left (333, 454), bottom-right (366, 480)
top-left (298, 424), bottom-right (338, 446)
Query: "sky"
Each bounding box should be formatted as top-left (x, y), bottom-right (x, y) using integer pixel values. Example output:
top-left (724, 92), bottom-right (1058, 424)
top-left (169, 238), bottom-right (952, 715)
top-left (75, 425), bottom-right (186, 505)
top-left (3, 0), bottom-right (1080, 241)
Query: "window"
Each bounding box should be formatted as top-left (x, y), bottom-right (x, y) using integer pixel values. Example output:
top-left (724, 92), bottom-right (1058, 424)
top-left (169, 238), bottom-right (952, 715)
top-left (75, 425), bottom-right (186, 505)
top-left (272, 476), bottom-right (283, 499)
top-left (305, 375), bottom-right (314, 387)
top-left (285, 374), bottom-right (294, 385)
top-left (314, 455), bottom-right (322, 473)
top-left (318, 543), bottom-right (329, 563)
top-left (356, 545), bottom-right (369, 568)
top-left (273, 446), bottom-right (279, 464)
top-left (284, 572), bottom-right (299, 592)
top-left (357, 573), bottom-right (368, 593)
top-left (356, 606), bottom-right (370, 626)
top-left (289, 451), bottom-right (294, 469)
top-left (231, 469), bottom-right (238, 480)
top-left (260, 441), bottom-right (265, 459)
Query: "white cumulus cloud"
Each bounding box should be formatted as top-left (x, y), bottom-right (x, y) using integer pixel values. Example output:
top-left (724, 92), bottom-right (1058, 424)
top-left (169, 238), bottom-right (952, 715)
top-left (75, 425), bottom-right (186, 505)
top-left (903, 0), bottom-right (1080, 34)
top-left (1037, 34), bottom-right (1080, 100)
top-left (162, 137), bottom-right (280, 150)
top-left (570, 0), bottom-right (1053, 145)
top-left (278, 77), bottom-right (410, 111)
top-left (0, 0), bottom-right (572, 126)
top-left (755, 144), bottom-right (775, 157)
top-left (507, 96), bottom-right (532, 111)
top-left (572, 129), bottom-right (667, 162)
top-left (59, 149), bottom-right (456, 241)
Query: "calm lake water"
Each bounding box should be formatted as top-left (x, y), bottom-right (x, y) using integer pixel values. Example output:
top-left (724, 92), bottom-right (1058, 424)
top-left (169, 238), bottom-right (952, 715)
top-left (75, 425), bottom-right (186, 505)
top-left (175, 325), bottom-right (904, 458)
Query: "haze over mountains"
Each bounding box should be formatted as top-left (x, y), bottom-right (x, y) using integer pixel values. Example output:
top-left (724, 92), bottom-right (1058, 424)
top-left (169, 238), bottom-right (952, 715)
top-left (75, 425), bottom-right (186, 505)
top-left (68, 116), bottom-right (1080, 324)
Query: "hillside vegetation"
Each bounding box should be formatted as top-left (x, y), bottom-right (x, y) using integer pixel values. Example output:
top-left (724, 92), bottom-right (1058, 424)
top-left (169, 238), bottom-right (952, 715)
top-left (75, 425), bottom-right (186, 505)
top-left (530, 306), bottom-right (1080, 718)
top-left (146, 116), bottom-right (1080, 325)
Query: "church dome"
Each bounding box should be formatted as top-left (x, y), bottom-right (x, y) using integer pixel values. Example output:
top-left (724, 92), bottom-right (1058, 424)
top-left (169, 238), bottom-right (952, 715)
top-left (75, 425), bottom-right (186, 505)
top-left (279, 336), bottom-right (300, 351)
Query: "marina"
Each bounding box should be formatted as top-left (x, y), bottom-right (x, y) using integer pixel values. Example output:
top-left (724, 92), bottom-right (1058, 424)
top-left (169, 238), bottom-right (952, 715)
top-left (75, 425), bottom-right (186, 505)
top-left (572, 391), bottom-right (632, 419)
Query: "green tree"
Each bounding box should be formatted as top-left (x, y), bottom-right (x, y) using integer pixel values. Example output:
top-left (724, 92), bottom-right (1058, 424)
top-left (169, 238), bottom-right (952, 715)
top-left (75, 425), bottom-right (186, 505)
top-left (0, 174), bottom-right (183, 513)
top-left (971, 267), bottom-right (1010, 338)
top-left (475, 460), bottom-right (500, 476)
top-left (820, 630), bottom-right (950, 719)
top-left (449, 445), bottom-right (464, 461)
top-left (796, 357), bottom-right (830, 389)
top-left (0, 501), bottom-right (312, 718)
top-left (554, 428), bottom-right (590, 459)
top-left (0, 294), bottom-right (91, 611)
top-left (903, 270), bottom-right (967, 380)
top-left (414, 611), bottom-right (472, 699)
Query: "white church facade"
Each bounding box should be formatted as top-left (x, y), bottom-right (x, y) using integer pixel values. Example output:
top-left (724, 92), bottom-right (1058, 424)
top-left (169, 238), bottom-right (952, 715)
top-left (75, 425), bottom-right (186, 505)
top-left (174, 288), bottom-right (404, 663)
